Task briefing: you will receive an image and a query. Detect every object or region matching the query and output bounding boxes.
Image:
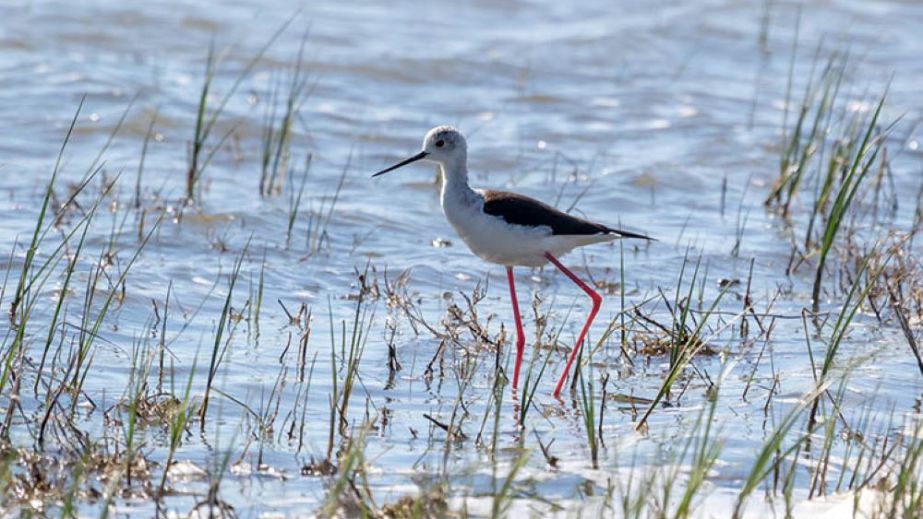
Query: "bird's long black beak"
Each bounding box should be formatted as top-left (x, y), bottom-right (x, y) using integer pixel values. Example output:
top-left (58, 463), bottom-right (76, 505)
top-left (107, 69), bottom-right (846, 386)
top-left (371, 151), bottom-right (428, 178)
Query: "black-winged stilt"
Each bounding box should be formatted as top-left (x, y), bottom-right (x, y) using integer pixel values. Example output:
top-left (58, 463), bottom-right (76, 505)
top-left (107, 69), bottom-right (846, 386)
top-left (372, 126), bottom-right (651, 397)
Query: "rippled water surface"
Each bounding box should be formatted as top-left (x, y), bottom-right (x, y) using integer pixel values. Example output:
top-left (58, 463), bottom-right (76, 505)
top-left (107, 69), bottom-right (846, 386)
top-left (1, 0), bottom-right (922, 517)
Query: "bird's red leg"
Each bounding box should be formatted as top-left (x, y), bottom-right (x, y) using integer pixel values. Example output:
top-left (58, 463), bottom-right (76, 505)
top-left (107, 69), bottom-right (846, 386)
top-left (507, 267), bottom-right (526, 390)
top-left (544, 252), bottom-right (602, 397)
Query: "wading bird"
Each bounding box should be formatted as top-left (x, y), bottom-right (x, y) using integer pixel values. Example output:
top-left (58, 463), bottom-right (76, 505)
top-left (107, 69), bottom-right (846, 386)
top-left (372, 126), bottom-right (651, 397)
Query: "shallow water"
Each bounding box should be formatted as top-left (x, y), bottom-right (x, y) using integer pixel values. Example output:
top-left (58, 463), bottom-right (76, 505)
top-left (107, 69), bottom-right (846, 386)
top-left (1, 0), bottom-right (922, 517)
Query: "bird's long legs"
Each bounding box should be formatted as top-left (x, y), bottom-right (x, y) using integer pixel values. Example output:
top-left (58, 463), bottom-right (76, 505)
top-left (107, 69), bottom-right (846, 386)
top-left (506, 266), bottom-right (526, 390)
top-left (544, 252), bottom-right (602, 397)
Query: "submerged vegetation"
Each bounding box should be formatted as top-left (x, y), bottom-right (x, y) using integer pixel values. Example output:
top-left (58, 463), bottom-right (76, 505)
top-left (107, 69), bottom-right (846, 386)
top-left (1, 5), bottom-right (922, 519)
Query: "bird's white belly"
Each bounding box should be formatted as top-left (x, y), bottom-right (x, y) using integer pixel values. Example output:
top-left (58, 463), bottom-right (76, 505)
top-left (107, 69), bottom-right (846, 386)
top-left (442, 196), bottom-right (604, 267)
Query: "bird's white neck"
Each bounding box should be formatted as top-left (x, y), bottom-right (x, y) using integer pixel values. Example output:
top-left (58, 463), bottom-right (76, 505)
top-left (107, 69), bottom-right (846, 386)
top-left (438, 156), bottom-right (477, 207)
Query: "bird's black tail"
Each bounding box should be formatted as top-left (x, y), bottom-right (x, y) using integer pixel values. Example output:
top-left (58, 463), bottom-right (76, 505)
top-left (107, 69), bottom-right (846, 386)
top-left (606, 227), bottom-right (655, 241)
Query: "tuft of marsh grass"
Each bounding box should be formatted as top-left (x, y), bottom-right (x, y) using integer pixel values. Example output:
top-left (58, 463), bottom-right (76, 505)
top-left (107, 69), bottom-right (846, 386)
top-left (807, 249), bottom-right (890, 430)
top-left (576, 362), bottom-right (600, 469)
top-left (199, 240), bottom-right (249, 428)
top-left (635, 253), bottom-right (732, 431)
top-left (672, 384), bottom-right (722, 519)
top-left (157, 354), bottom-right (200, 500)
top-left (319, 270), bottom-right (377, 458)
top-left (69, 209), bottom-right (162, 395)
top-left (185, 19), bottom-right (295, 203)
top-left (286, 154), bottom-right (311, 249)
top-left (304, 151), bottom-right (349, 257)
top-left (808, 86), bottom-right (891, 312)
top-left (766, 50), bottom-right (846, 216)
top-left (5, 97), bottom-right (83, 337)
top-left (134, 109), bottom-right (159, 210)
top-left (318, 422), bottom-right (375, 517)
top-left (259, 29), bottom-right (313, 197)
top-left (731, 390), bottom-right (815, 519)
top-left (516, 344), bottom-right (551, 427)
top-left (763, 47), bottom-right (896, 312)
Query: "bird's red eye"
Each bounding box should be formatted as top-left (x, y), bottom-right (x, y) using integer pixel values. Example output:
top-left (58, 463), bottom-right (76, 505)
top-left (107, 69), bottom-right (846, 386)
top-left (435, 139), bottom-right (445, 148)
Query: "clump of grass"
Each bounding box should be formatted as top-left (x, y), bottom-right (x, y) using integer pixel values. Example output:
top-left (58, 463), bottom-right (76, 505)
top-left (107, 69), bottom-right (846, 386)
top-left (286, 348), bottom-right (318, 455)
top-left (609, 381), bottom-right (724, 519)
top-left (69, 211), bottom-right (162, 394)
top-left (763, 46), bottom-right (896, 311)
top-left (259, 29), bottom-right (313, 197)
top-left (157, 355), bottom-right (200, 500)
top-left (119, 337), bottom-right (157, 491)
top-left (3, 98), bottom-right (83, 379)
top-left (31, 177), bottom-right (102, 397)
top-left (330, 286), bottom-right (375, 437)
top-left (673, 383), bottom-right (723, 519)
top-left (304, 151), bottom-right (349, 257)
top-left (249, 252), bottom-right (267, 341)
top-left (286, 154), bottom-right (311, 248)
top-left (474, 334), bottom-right (510, 458)
top-left (186, 19), bottom-right (294, 203)
top-left (199, 240), bottom-right (249, 427)
top-left (885, 275), bottom-right (923, 376)
top-left (3, 98), bottom-right (164, 444)
top-left (731, 389), bottom-right (816, 519)
top-left (576, 362), bottom-right (600, 469)
top-left (807, 250), bottom-right (889, 429)
top-left (516, 345), bottom-right (551, 427)
top-left (766, 50), bottom-right (846, 216)
top-left (635, 254), bottom-right (733, 430)
top-left (808, 87), bottom-right (890, 312)
top-left (317, 423), bottom-right (375, 517)
top-left (134, 109), bottom-right (159, 209)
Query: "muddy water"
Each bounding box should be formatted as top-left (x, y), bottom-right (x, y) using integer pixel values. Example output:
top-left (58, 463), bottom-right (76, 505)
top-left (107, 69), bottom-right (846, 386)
top-left (1, 0), bottom-right (922, 516)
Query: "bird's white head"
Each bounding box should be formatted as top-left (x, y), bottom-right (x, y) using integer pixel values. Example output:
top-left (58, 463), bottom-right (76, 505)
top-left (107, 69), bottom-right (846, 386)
top-left (421, 125), bottom-right (467, 163)
top-left (371, 125), bottom-right (467, 178)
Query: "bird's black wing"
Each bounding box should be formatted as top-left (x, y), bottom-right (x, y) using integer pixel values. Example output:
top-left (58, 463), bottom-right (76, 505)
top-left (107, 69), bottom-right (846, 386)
top-left (481, 190), bottom-right (651, 239)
